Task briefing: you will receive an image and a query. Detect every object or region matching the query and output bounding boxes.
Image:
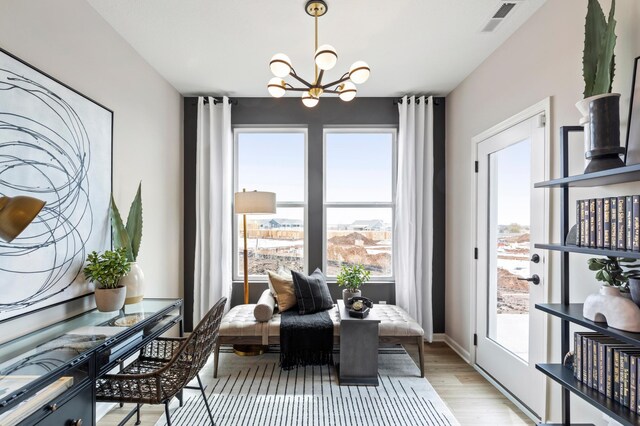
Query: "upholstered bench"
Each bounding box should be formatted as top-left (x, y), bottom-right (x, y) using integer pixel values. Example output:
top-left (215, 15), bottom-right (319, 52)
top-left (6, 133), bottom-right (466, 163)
top-left (215, 303), bottom-right (425, 377)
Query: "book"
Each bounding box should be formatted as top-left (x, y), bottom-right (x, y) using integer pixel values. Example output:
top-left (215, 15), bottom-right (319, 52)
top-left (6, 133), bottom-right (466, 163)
top-left (604, 197), bottom-right (611, 249)
top-left (574, 332), bottom-right (581, 380)
top-left (611, 197), bottom-right (618, 250)
top-left (619, 197), bottom-right (627, 250)
top-left (632, 355), bottom-right (639, 412)
top-left (628, 196), bottom-right (634, 252)
top-left (607, 344), bottom-right (635, 398)
top-left (590, 199), bottom-right (596, 248)
top-left (621, 350), bottom-right (640, 407)
top-left (577, 200), bottom-right (583, 247)
top-left (592, 336), bottom-right (619, 391)
top-left (582, 333), bottom-right (605, 387)
top-left (597, 198), bottom-right (604, 248)
top-left (634, 195), bottom-right (640, 251)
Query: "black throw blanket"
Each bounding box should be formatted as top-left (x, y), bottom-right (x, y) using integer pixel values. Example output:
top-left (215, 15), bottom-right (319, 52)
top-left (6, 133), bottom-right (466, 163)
top-left (279, 309), bottom-right (334, 370)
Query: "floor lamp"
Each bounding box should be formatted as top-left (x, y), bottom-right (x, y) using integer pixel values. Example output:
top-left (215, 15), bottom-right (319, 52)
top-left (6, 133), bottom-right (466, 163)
top-left (0, 196), bottom-right (45, 242)
top-left (234, 189), bottom-right (276, 356)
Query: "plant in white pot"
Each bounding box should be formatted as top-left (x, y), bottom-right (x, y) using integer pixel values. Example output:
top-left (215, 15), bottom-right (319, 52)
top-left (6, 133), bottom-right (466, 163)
top-left (336, 264), bottom-right (370, 306)
top-left (84, 248), bottom-right (131, 312)
top-left (110, 183), bottom-right (144, 305)
top-left (577, 0), bottom-right (624, 173)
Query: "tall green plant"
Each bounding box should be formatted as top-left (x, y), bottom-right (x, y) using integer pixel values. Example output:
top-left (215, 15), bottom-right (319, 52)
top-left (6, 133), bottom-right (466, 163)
top-left (583, 0), bottom-right (617, 98)
top-left (110, 183), bottom-right (143, 262)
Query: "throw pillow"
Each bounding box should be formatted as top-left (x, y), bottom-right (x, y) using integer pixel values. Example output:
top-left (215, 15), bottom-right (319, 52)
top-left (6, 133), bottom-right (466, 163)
top-left (291, 268), bottom-right (334, 315)
top-left (267, 270), bottom-right (297, 312)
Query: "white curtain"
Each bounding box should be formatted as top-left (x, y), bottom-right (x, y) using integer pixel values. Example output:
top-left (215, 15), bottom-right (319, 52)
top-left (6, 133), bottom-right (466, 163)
top-left (395, 95), bottom-right (434, 342)
top-left (194, 96), bottom-right (232, 323)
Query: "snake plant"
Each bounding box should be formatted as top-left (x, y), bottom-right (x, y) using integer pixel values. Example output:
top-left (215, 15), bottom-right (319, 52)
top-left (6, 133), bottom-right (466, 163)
top-left (110, 183), bottom-right (143, 263)
top-left (583, 0), bottom-right (617, 98)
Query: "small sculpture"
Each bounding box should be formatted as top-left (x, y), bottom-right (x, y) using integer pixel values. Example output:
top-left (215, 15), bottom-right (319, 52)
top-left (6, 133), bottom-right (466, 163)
top-left (583, 285), bottom-right (640, 332)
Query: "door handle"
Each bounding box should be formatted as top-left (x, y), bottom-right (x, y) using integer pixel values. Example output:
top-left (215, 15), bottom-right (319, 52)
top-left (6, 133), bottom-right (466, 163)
top-left (517, 274), bottom-right (540, 285)
top-left (531, 254), bottom-right (540, 263)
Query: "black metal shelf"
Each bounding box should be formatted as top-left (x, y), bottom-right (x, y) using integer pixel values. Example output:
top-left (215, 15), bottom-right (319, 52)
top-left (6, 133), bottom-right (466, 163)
top-left (534, 164), bottom-right (640, 188)
top-left (536, 303), bottom-right (640, 346)
top-left (536, 363), bottom-right (640, 426)
top-left (535, 243), bottom-right (640, 259)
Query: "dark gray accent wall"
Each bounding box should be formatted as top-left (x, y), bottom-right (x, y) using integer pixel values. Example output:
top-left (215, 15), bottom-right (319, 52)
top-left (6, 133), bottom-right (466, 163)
top-left (183, 97), bottom-right (445, 333)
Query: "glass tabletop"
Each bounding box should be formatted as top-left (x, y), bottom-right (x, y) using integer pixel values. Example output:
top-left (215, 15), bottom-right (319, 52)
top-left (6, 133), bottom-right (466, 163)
top-left (0, 298), bottom-right (181, 405)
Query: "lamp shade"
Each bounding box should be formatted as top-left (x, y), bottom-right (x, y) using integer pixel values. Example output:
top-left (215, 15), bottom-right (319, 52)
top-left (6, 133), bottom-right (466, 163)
top-left (302, 92), bottom-right (319, 108)
top-left (234, 190), bottom-right (276, 214)
top-left (269, 53), bottom-right (292, 78)
top-left (314, 44), bottom-right (338, 71)
top-left (267, 78), bottom-right (286, 98)
top-left (0, 195), bottom-right (45, 242)
top-left (349, 61), bottom-right (370, 84)
top-left (338, 82), bottom-right (357, 102)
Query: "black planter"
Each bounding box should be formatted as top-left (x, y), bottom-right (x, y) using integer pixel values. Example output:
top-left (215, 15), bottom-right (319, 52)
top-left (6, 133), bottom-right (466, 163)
top-left (584, 94), bottom-right (625, 173)
top-left (629, 277), bottom-right (640, 308)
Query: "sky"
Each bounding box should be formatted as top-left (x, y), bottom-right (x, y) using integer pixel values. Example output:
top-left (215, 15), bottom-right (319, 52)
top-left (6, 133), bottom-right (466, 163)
top-left (237, 131), bottom-right (393, 224)
top-left (493, 138), bottom-right (531, 226)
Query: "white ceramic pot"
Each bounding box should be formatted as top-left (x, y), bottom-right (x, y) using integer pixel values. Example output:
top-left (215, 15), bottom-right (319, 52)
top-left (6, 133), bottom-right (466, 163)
top-left (95, 286), bottom-right (126, 312)
top-left (121, 262), bottom-right (145, 305)
top-left (342, 289), bottom-right (361, 306)
top-left (583, 285), bottom-right (640, 332)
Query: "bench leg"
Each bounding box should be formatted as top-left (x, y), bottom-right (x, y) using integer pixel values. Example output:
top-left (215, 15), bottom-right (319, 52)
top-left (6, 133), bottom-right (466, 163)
top-left (213, 340), bottom-right (221, 378)
top-left (417, 336), bottom-right (425, 378)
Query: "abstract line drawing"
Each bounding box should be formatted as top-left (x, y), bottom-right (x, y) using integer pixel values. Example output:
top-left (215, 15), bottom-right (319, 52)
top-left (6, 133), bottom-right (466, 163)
top-left (0, 49), bottom-right (112, 321)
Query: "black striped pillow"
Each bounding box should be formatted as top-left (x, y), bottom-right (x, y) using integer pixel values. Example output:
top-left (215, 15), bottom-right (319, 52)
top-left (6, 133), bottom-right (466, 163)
top-left (291, 269), bottom-right (334, 315)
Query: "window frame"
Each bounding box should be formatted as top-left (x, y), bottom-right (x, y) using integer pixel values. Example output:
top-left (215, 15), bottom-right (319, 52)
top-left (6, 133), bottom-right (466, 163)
top-left (322, 127), bottom-right (397, 281)
top-left (232, 127), bottom-right (308, 281)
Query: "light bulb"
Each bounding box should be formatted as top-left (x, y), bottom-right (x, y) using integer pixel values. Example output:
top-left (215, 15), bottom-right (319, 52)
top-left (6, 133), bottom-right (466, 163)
top-left (269, 53), bottom-right (292, 77)
top-left (302, 92), bottom-right (319, 108)
top-left (267, 78), bottom-right (286, 98)
top-left (349, 61), bottom-right (370, 84)
top-left (314, 44), bottom-right (338, 71)
top-left (338, 82), bottom-right (357, 102)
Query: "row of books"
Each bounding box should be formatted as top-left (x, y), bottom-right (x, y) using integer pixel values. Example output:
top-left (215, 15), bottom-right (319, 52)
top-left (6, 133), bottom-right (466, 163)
top-left (576, 196), bottom-right (640, 250)
top-left (574, 332), bottom-right (640, 411)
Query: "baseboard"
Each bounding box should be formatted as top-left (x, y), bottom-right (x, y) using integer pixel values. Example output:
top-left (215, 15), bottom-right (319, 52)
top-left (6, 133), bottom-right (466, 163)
top-left (443, 335), bottom-right (471, 363)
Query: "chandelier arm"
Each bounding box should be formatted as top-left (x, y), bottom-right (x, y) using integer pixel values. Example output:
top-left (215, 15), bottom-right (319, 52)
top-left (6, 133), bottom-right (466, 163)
top-left (284, 87), bottom-right (312, 92)
top-left (316, 69), bottom-right (325, 86)
top-left (323, 90), bottom-right (340, 94)
top-left (289, 72), bottom-right (313, 88)
top-left (321, 75), bottom-right (351, 90)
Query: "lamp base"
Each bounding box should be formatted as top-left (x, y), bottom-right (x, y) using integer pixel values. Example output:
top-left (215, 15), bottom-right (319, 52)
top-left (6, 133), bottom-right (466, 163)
top-left (233, 344), bottom-right (268, 357)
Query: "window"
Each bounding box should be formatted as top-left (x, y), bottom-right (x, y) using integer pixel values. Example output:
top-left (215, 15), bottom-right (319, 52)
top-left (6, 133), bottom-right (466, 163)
top-left (234, 129), bottom-right (306, 279)
top-left (324, 130), bottom-right (395, 278)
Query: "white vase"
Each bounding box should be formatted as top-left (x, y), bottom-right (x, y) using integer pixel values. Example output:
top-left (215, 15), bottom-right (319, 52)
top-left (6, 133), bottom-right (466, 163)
top-left (121, 262), bottom-right (145, 305)
top-left (342, 289), bottom-right (361, 306)
top-left (583, 285), bottom-right (640, 332)
top-left (95, 286), bottom-right (126, 312)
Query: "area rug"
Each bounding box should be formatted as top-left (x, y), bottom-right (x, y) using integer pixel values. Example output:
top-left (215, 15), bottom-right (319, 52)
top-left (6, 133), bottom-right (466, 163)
top-left (154, 346), bottom-right (459, 426)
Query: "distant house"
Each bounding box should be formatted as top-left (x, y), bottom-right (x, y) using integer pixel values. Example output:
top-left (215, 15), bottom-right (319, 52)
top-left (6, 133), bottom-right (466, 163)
top-left (261, 218), bottom-right (303, 229)
top-left (349, 219), bottom-right (384, 231)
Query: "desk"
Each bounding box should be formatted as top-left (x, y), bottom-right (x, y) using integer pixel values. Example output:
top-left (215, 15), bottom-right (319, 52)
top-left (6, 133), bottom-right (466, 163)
top-left (337, 300), bottom-right (380, 386)
top-left (0, 298), bottom-right (182, 425)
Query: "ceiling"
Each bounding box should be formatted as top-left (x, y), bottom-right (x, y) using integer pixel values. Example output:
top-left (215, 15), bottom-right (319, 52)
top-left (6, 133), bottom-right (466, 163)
top-left (87, 0), bottom-right (546, 97)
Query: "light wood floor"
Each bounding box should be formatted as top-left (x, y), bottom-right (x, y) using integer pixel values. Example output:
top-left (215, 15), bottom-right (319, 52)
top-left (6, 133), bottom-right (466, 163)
top-left (99, 342), bottom-right (533, 426)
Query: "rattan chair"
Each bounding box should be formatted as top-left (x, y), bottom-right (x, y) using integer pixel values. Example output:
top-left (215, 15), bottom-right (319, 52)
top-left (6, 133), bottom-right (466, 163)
top-left (96, 297), bottom-right (227, 426)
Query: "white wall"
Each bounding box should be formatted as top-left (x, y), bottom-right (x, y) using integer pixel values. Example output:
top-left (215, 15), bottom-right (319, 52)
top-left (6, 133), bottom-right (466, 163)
top-left (446, 0), bottom-right (640, 423)
top-left (0, 0), bottom-right (183, 341)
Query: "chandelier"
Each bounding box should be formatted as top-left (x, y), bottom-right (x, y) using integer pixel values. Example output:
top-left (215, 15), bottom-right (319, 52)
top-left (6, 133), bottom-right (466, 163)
top-left (267, 0), bottom-right (370, 107)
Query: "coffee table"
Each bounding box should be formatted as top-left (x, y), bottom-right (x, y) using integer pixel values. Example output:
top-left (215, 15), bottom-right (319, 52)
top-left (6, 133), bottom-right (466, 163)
top-left (337, 300), bottom-right (381, 386)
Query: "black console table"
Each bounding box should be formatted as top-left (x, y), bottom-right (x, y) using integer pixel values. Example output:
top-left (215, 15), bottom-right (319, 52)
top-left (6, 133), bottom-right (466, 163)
top-left (0, 298), bottom-right (183, 425)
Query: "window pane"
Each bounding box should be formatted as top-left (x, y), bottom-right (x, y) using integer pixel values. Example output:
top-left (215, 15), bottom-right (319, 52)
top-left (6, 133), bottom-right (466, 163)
top-left (237, 132), bottom-right (304, 202)
top-left (238, 207), bottom-right (304, 277)
top-left (326, 208), bottom-right (392, 277)
top-left (326, 132), bottom-right (393, 202)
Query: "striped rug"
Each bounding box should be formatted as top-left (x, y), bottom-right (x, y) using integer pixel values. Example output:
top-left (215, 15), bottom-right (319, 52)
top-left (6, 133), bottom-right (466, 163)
top-left (155, 346), bottom-right (459, 426)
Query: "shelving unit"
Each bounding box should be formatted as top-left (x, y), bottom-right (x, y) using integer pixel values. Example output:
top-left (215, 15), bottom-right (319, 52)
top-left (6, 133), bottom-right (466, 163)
top-left (535, 126), bottom-right (640, 426)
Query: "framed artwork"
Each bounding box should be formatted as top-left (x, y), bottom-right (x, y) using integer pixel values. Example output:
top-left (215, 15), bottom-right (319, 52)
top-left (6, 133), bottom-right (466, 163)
top-left (0, 47), bottom-right (112, 322)
top-left (625, 56), bottom-right (640, 165)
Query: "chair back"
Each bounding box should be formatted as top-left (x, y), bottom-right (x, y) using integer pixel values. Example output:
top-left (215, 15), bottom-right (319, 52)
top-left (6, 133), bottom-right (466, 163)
top-left (160, 297), bottom-right (227, 396)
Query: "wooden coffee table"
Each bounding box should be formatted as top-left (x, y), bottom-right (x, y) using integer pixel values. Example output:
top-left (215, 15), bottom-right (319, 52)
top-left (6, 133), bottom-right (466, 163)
top-left (337, 300), bottom-right (381, 386)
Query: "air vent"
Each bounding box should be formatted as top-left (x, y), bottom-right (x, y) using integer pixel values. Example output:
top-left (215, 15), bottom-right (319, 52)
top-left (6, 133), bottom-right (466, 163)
top-left (481, 1), bottom-right (520, 33)
top-left (493, 2), bottom-right (516, 19)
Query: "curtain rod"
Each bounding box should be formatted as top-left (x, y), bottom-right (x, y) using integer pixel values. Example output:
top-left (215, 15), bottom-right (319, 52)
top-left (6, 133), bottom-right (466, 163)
top-left (201, 97), bottom-right (238, 105)
top-left (393, 98), bottom-right (440, 106)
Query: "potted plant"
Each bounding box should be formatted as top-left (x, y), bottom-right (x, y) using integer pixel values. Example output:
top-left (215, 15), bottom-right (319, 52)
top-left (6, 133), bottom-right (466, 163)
top-left (84, 248), bottom-right (131, 312)
top-left (577, 0), bottom-right (624, 173)
top-left (588, 256), bottom-right (640, 303)
top-left (110, 183), bottom-right (144, 305)
top-left (336, 264), bottom-right (371, 306)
